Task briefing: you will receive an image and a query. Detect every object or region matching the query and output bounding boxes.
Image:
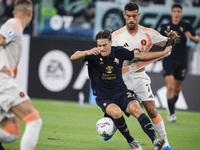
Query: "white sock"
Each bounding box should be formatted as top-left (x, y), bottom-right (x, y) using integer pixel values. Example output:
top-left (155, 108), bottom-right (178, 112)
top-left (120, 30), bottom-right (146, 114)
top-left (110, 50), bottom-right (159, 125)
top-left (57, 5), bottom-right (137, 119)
top-left (0, 128), bottom-right (19, 142)
top-left (20, 119), bottom-right (42, 150)
top-left (153, 120), bottom-right (169, 146)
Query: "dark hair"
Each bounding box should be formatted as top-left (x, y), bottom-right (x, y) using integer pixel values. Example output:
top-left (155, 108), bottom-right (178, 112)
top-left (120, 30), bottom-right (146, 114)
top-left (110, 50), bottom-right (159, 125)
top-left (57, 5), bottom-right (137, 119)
top-left (95, 29), bottom-right (112, 41)
top-left (171, 3), bottom-right (182, 10)
top-left (124, 2), bottom-right (139, 11)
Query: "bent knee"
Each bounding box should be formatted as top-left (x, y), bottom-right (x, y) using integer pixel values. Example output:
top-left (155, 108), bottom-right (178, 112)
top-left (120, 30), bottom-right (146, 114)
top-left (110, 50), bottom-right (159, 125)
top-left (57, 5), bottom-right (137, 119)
top-left (128, 101), bottom-right (143, 118)
top-left (147, 108), bottom-right (158, 118)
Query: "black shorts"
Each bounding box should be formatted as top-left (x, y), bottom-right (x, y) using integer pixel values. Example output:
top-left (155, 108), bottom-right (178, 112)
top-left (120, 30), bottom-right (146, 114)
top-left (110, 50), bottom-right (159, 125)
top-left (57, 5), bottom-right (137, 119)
top-left (96, 90), bottom-right (137, 117)
top-left (162, 60), bottom-right (187, 81)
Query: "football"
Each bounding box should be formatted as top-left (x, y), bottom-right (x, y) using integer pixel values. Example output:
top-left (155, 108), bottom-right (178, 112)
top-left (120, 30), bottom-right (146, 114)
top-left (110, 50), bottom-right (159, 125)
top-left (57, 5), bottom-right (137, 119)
top-left (96, 117), bottom-right (116, 137)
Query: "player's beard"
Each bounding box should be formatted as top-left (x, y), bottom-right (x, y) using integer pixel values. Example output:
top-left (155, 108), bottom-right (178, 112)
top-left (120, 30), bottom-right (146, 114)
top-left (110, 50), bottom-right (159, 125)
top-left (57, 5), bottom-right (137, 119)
top-left (128, 22), bottom-right (136, 30)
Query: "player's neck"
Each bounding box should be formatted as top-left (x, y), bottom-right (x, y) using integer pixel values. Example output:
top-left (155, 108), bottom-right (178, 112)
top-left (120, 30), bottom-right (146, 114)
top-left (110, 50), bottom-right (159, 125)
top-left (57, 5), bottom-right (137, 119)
top-left (14, 15), bottom-right (27, 31)
top-left (172, 19), bottom-right (180, 25)
top-left (126, 24), bottom-right (139, 36)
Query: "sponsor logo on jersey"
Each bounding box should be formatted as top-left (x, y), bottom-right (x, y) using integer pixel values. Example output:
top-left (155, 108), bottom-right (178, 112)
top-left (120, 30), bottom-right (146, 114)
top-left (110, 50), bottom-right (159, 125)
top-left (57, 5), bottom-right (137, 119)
top-left (123, 43), bottom-right (129, 47)
top-left (6, 29), bottom-right (14, 38)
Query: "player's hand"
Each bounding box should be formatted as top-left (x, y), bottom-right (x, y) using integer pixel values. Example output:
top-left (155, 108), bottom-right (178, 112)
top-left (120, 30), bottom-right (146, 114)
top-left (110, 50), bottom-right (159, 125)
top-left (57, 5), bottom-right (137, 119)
top-left (87, 47), bottom-right (101, 55)
top-left (164, 30), bottom-right (180, 39)
top-left (164, 45), bottom-right (172, 57)
top-left (184, 31), bottom-right (192, 38)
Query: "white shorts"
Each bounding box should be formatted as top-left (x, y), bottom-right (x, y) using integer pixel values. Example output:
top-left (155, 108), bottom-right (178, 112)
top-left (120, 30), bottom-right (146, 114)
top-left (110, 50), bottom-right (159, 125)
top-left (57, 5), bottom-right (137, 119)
top-left (122, 71), bottom-right (155, 102)
top-left (0, 73), bottom-right (29, 122)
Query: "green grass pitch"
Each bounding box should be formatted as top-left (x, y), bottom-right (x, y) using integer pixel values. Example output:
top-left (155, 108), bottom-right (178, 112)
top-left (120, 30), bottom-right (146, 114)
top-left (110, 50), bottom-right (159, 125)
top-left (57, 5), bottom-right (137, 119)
top-left (2, 98), bottom-right (200, 150)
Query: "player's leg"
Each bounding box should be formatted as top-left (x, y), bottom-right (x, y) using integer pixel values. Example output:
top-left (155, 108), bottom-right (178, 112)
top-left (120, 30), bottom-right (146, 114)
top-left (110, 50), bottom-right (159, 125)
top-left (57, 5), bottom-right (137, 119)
top-left (106, 103), bottom-right (142, 150)
top-left (165, 75), bottom-right (177, 122)
top-left (143, 101), bottom-right (173, 150)
top-left (106, 104), bottom-right (134, 143)
top-left (103, 113), bottom-right (117, 141)
top-left (126, 100), bottom-right (165, 150)
top-left (0, 117), bottom-right (20, 143)
top-left (0, 117), bottom-right (20, 150)
top-left (11, 99), bottom-right (42, 150)
top-left (173, 79), bottom-right (183, 104)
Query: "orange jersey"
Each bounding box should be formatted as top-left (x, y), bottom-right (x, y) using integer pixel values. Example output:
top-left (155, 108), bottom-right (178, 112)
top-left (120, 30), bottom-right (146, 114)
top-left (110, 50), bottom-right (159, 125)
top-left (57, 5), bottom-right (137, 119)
top-left (112, 25), bottom-right (168, 74)
top-left (0, 18), bottom-right (23, 78)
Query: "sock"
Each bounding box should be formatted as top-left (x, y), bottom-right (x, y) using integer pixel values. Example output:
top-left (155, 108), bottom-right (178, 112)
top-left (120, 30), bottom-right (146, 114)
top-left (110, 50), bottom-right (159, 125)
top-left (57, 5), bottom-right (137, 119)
top-left (152, 114), bottom-right (169, 146)
top-left (168, 98), bottom-right (175, 115)
top-left (138, 113), bottom-right (156, 143)
top-left (0, 124), bottom-right (19, 142)
top-left (113, 116), bottom-right (133, 143)
top-left (0, 142), bottom-right (5, 150)
top-left (20, 119), bottom-right (42, 150)
top-left (174, 96), bottom-right (178, 104)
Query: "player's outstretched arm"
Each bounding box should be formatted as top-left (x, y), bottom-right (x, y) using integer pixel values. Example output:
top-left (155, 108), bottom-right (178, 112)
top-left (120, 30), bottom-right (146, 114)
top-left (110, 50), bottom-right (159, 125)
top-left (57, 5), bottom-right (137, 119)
top-left (164, 30), bottom-right (180, 47)
top-left (0, 34), bottom-right (6, 46)
top-left (133, 46), bottom-right (172, 61)
top-left (70, 47), bottom-right (101, 61)
top-left (185, 31), bottom-right (199, 43)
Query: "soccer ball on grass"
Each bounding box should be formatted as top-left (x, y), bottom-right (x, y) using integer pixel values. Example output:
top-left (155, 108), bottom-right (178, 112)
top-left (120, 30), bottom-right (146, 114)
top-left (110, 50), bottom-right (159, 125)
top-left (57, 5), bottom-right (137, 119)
top-left (96, 117), bottom-right (116, 137)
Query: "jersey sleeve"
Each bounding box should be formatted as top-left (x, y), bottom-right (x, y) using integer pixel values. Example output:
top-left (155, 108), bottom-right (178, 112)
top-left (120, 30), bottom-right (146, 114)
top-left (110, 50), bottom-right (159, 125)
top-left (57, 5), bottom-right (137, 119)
top-left (149, 28), bottom-right (168, 47)
top-left (0, 19), bottom-right (18, 44)
top-left (111, 34), bottom-right (118, 46)
top-left (84, 54), bottom-right (95, 62)
top-left (185, 22), bottom-right (196, 36)
top-left (122, 47), bottom-right (134, 60)
top-left (158, 24), bottom-right (166, 36)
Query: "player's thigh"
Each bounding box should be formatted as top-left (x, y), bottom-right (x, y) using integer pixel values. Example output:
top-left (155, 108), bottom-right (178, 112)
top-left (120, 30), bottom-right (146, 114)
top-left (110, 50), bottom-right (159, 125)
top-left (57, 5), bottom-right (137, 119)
top-left (126, 100), bottom-right (143, 118)
top-left (0, 73), bottom-right (32, 121)
top-left (11, 99), bottom-right (35, 120)
top-left (174, 63), bottom-right (187, 81)
top-left (134, 78), bottom-right (155, 101)
top-left (106, 104), bottom-right (122, 119)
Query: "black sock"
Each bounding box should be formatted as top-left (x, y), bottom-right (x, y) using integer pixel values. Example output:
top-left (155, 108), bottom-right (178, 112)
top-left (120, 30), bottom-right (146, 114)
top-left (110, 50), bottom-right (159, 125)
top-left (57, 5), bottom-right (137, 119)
top-left (138, 113), bottom-right (157, 143)
top-left (174, 96), bottom-right (178, 104)
top-left (0, 143), bottom-right (5, 150)
top-left (168, 97), bottom-right (175, 115)
top-left (113, 116), bottom-right (134, 143)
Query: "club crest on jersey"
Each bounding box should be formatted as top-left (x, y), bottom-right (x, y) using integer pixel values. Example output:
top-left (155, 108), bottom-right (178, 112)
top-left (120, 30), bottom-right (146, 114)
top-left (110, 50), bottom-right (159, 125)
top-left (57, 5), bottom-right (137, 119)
top-left (114, 58), bottom-right (119, 65)
top-left (141, 39), bottom-right (147, 46)
top-left (105, 66), bottom-right (113, 74)
top-left (180, 26), bottom-right (184, 32)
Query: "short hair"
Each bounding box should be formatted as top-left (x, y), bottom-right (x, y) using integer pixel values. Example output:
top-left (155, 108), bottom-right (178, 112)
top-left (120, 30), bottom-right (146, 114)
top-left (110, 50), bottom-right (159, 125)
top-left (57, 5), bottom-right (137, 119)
top-left (95, 29), bottom-right (112, 41)
top-left (171, 3), bottom-right (182, 10)
top-left (124, 2), bottom-right (139, 11)
top-left (14, 0), bottom-right (33, 13)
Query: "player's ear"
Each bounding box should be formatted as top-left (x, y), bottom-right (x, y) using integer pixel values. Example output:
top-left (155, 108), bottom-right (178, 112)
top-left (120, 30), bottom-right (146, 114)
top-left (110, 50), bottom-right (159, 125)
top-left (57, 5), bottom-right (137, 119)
top-left (138, 13), bottom-right (140, 18)
top-left (123, 12), bottom-right (126, 19)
